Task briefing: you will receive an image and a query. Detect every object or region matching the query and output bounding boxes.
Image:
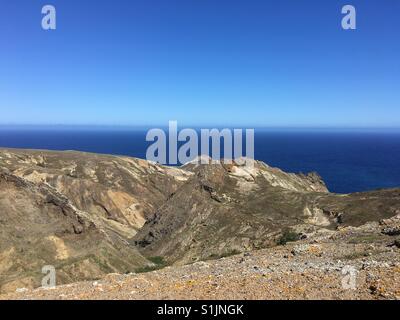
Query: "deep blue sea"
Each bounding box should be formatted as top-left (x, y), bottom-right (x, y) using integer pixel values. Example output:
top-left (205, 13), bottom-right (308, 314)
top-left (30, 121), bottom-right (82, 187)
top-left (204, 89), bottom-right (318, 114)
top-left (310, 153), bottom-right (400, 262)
top-left (0, 128), bottom-right (400, 194)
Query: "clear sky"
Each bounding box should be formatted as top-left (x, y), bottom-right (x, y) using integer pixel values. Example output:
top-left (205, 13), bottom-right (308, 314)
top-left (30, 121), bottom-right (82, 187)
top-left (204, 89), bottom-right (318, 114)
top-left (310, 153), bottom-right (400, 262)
top-left (0, 0), bottom-right (399, 127)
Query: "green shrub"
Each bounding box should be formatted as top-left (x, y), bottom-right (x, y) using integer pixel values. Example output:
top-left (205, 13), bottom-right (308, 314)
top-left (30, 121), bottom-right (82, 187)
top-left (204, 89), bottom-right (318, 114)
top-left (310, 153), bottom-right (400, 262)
top-left (277, 230), bottom-right (300, 245)
top-left (148, 256), bottom-right (167, 265)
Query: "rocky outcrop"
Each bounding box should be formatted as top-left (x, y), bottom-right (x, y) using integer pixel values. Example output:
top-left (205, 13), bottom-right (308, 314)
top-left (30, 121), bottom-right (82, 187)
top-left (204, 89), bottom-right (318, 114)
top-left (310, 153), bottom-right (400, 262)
top-left (380, 212), bottom-right (400, 236)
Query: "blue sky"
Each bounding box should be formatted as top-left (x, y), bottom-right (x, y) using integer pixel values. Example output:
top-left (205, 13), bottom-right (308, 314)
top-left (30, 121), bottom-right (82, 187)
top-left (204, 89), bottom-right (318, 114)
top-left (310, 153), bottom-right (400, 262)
top-left (0, 0), bottom-right (399, 127)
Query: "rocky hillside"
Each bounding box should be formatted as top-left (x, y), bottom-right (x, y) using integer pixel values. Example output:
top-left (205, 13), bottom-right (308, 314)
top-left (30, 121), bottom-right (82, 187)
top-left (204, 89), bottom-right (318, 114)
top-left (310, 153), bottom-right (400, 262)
top-left (0, 149), bottom-right (190, 293)
top-left (2, 218), bottom-right (400, 300)
top-left (0, 169), bottom-right (148, 292)
top-left (0, 149), bottom-right (191, 237)
top-left (134, 159), bottom-right (399, 264)
top-left (0, 148), bottom-right (399, 296)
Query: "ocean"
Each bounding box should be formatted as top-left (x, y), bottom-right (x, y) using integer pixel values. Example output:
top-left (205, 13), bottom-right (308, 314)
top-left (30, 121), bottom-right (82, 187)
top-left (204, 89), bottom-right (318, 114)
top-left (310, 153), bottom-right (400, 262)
top-left (0, 127), bottom-right (399, 194)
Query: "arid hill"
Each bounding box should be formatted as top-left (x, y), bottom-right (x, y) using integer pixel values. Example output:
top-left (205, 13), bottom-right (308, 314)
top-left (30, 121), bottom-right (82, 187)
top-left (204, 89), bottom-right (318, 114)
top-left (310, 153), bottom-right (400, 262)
top-left (134, 158), bottom-right (399, 264)
top-left (0, 148), bottom-right (399, 297)
top-left (0, 148), bottom-right (189, 292)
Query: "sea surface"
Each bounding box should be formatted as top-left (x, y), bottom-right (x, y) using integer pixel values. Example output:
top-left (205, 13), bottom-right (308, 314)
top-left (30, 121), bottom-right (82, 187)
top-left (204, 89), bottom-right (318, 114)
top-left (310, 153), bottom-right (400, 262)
top-left (0, 127), bottom-right (399, 194)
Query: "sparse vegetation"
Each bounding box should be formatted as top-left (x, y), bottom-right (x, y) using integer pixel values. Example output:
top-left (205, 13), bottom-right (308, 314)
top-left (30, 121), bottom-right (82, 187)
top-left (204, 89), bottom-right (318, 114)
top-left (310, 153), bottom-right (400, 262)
top-left (348, 234), bottom-right (383, 244)
top-left (135, 256), bottom-right (168, 273)
top-left (207, 249), bottom-right (241, 260)
top-left (220, 249), bottom-right (241, 258)
top-left (148, 256), bottom-right (167, 265)
top-left (277, 230), bottom-right (300, 245)
top-left (340, 249), bottom-right (383, 261)
top-left (340, 251), bottom-right (370, 260)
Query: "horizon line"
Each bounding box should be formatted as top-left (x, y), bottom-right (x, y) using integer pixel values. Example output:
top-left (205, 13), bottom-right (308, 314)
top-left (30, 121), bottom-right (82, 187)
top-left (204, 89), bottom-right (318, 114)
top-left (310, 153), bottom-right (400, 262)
top-left (1, 124), bottom-right (400, 131)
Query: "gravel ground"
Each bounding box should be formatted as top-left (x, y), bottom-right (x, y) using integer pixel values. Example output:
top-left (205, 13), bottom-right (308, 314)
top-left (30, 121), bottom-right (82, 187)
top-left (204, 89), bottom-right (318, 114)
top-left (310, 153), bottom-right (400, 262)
top-left (2, 235), bottom-right (399, 300)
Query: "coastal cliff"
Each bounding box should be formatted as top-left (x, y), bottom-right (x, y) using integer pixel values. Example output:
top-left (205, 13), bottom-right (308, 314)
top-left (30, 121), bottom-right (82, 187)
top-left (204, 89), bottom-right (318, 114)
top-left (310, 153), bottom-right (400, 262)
top-left (0, 148), bottom-right (399, 298)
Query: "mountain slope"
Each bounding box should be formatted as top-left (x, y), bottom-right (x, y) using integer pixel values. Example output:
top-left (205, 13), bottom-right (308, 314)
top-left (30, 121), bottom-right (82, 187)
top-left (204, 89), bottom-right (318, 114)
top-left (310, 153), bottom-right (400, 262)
top-left (0, 170), bottom-right (148, 293)
top-left (3, 224), bottom-right (400, 300)
top-left (0, 148), bottom-right (399, 293)
top-left (0, 148), bottom-right (191, 238)
top-left (133, 160), bottom-right (400, 264)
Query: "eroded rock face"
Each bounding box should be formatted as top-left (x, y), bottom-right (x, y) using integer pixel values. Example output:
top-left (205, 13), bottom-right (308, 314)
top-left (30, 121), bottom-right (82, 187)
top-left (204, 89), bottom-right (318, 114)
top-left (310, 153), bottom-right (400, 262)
top-left (0, 148), bottom-right (399, 293)
top-left (0, 149), bottom-right (197, 292)
top-left (0, 149), bottom-right (190, 238)
top-left (0, 170), bottom-right (149, 293)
